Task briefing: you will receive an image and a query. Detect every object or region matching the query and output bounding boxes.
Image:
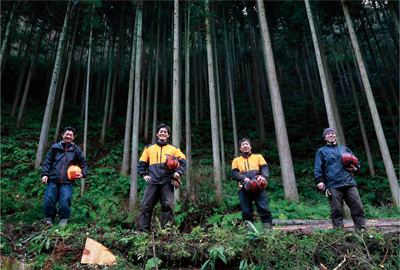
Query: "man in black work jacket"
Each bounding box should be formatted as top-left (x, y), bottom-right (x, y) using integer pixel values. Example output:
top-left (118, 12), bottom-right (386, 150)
top-left (41, 126), bottom-right (87, 226)
top-left (137, 123), bottom-right (186, 233)
top-left (314, 128), bottom-right (366, 230)
top-left (231, 138), bottom-right (273, 230)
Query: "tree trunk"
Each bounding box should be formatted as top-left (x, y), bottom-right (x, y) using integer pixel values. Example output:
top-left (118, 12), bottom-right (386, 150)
top-left (144, 49), bottom-right (153, 142)
top-left (302, 42), bottom-right (322, 130)
top-left (205, 0), bottom-right (223, 205)
top-left (342, 0), bottom-right (400, 208)
top-left (250, 25), bottom-right (266, 142)
top-left (121, 9), bottom-right (138, 175)
top-left (224, 21), bottom-right (238, 157)
top-left (11, 20), bottom-right (37, 117)
top-left (130, 3), bottom-right (143, 213)
top-left (73, 29), bottom-right (87, 103)
top-left (152, 11), bottom-right (161, 144)
top-left (329, 37), bottom-right (348, 103)
top-left (54, 10), bottom-right (80, 142)
top-left (172, 0), bottom-right (181, 201)
top-left (211, 22), bottom-right (226, 181)
top-left (193, 32), bottom-right (199, 127)
top-left (35, 1), bottom-right (72, 169)
top-left (108, 5), bottom-right (125, 127)
top-left (16, 23), bottom-right (44, 127)
top-left (376, 1), bottom-right (399, 53)
top-left (82, 4), bottom-right (95, 197)
top-left (185, 2), bottom-right (192, 192)
top-left (100, 39), bottom-right (115, 145)
top-left (162, 22), bottom-right (168, 105)
top-left (257, 0), bottom-right (299, 202)
top-left (305, 0), bottom-right (340, 136)
top-left (0, 1), bottom-right (17, 75)
top-left (358, 15), bottom-right (399, 141)
top-left (344, 46), bottom-right (375, 176)
top-left (363, 8), bottom-right (399, 112)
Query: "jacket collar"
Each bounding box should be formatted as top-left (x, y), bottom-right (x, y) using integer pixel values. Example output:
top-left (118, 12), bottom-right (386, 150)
top-left (58, 141), bottom-right (76, 150)
top-left (156, 140), bottom-right (168, 147)
top-left (325, 143), bottom-right (338, 147)
top-left (241, 152), bottom-right (252, 158)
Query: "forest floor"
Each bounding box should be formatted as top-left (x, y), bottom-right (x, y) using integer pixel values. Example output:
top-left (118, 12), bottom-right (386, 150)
top-left (1, 219), bottom-right (399, 270)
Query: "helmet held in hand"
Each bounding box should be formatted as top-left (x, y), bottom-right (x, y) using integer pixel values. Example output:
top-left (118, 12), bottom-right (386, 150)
top-left (67, 165), bottom-right (81, 180)
top-left (164, 154), bottom-right (180, 172)
top-left (342, 152), bottom-right (358, 168)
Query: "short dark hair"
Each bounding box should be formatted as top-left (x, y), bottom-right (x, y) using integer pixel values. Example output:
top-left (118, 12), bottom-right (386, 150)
top-left (239, 138), bottom-right (251, 148)
top-left (156, 123), bottom-right (171, 134)
top-left (62, 126), bottom-right (76, 136)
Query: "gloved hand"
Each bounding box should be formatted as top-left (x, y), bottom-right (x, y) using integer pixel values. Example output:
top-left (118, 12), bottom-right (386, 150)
top-left (322, 186), bottom-right (331, 197)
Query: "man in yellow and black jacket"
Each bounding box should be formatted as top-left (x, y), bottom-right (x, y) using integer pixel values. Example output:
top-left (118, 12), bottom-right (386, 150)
top-left (136, 123), bottom-right (186, 233)
top-left (231, 138), bottom-right (273, 230)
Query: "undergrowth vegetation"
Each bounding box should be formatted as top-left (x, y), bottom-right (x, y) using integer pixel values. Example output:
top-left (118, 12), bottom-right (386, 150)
top-left (1, 222), bottom-right (399, 269)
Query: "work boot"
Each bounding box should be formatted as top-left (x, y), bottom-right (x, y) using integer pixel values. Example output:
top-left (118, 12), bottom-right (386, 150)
top-left (262, 222), bottom-right (273, 231)
top-left (45, 217), bottom-right (54, 225)
top-left (59, 219), bottom-right (68, 227)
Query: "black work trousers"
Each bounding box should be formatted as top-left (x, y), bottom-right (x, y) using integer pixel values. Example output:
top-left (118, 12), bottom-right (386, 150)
top-left (137, 182), bottom-right (175, 233)
top-left (329, 186), bottom-right (366, 230)
top-left (238, 189), bottom-right (273, 224)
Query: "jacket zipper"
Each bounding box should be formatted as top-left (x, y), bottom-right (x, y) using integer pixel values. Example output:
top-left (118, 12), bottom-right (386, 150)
top-left (60, 142), bottom-right (68, 183)
top-left (159, 146), bottom-right (163, 179)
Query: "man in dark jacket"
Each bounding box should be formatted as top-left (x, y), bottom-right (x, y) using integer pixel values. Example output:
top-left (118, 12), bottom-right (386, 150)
top-left (136, 123), bottom-right (186, 233)
top-left (231, 138), bottom-right (273, 230)
top-left (41, 126), bottom-right (87, 226)
top-left (314, 128), bottom-right (365, 230)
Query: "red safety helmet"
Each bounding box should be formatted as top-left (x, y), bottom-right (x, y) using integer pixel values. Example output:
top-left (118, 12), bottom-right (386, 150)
top-left (342, 152), bottom-right (358, 168)
top-left (244, 175), bottom-right (267, 195)
top-left (164, 154), bottom-right (180, 172)
top-left (67, 165), bottom-right (81, 180)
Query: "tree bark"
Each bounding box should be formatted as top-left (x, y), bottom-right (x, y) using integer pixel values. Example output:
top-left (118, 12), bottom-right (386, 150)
top-left (35, 1), bottom-right (72, 169)
top-left (11, 20), bottom-right (37, 117)
top-left (344, 46), bottom-right (375, 176)
top-left (53, 10), bottom-right (80, 142)
top-left (73, 29), bottom-right (87, 104)
top-left (144, 49), bottom-right (153, 142)
top-left (121, 9), bottom-right (138, 175)
top-left (16, 23), bottom-right (44, 127)
top-left (257, 0), bottom-right (299, 202)
top-left (185, 2), bottom-right (192, 191)
top-left (108, 4), bottom-right (125, 127)
top-left (224, 21), bottom-right (238, 157)
top-left (172, 0), bottom-right (181, 201)
top-left (82, 3), bottom-right (95, 197)
top-left (342, 0), bottom-right (400, 208)
top-left (250, 25), bottom-right (266, 142)
top-left (205, 0), bottom-right (223, 205)
top-left (130, 3), bottom-right (143, 213)
top-left (302, 42), bottom-right (322, 130)
top-left (100, 39), bottom-right (114, 145)
top-left (0, 1), bottom-right (17, 75)
top-left (152, 11), bottom-right (161, 144)
top-left (305, 0), bottom-right (342, 139)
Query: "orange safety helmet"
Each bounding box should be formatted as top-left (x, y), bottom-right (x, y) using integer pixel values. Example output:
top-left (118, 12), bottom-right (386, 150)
top-left (164, 154), bottom-right (180, 172)
top-left (67, 165), bottom-right (81, 180)
top-left (244, 175), bottom-right (267, 195)
top-left (342, 152), bottom-right (358, 168)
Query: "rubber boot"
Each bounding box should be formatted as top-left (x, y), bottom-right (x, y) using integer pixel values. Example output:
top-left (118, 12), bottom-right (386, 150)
top-left (262, 222), bottom-right (273, 231)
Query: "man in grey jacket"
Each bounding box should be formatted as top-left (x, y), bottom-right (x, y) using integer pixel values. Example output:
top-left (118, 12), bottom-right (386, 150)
top-left (314, 128), bottom-right (366, 230)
